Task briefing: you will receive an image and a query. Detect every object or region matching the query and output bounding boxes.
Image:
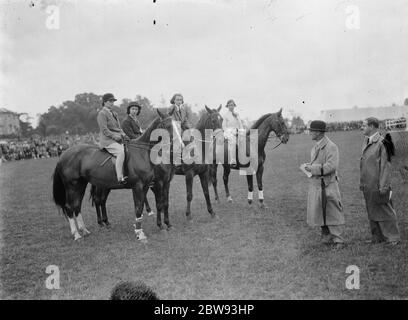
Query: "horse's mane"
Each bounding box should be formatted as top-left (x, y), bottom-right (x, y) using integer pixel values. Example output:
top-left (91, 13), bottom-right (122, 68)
top-left (136, 116), bottom-right (162, 142)
top-left (251, 113), bottom-right (273, 130)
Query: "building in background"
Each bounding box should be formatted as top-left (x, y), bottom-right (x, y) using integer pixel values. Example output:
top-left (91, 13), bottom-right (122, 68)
top-left (320, 105), bottom-right (408, 123)
top-left (0, 108), bottom-right (20, 136)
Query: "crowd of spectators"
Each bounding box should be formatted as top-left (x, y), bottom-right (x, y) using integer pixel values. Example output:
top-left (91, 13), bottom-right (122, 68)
top-left (0, 133), bottom-right (99, 163)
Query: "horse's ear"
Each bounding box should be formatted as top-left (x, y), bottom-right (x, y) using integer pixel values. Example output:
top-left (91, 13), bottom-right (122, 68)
top-left (205, 105), bottom-right (211, 113)
top-left (277, 108), bottom-right (282, 116)
top-left (157, 109), bottom-right (165, 119)
top-left (218, 104), bottom-right (222, 112)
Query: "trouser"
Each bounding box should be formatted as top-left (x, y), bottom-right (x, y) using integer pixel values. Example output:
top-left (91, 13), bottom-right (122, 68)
top-left (321, 225), bottom-right (345, 243)
top-left (105, 142), bottom-right (125, 181)
top-left (369, 220), bottom-right (400, 242)
top-left (226, 134), bottom-right (237, 164)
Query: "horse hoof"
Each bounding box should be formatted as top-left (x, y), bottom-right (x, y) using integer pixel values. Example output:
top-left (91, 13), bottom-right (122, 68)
top-left (147, 210), bottom-right (156, 216)
top-left (166, 224), bottom-right (173, 231)
top-left (135, 230), bottom-right (147, 241)
top-left (98, 223), bottom-right (105, 228)
top-left (186, 214), bottom-right (192, 221)
top-left (248, 200), bottom-right (253, 205)
top-left (157, 224), bottom-right (165, 230)
top-left (81, 229), bottom-right (91, 237)
top-left (210, 213), bottom-right (217, 219)
top-left (227, 196), bottom-right (233, 203)
top-left (73, 234), bottom-right (82, 241)
top-left (104, 222), bottom-right (111, 229)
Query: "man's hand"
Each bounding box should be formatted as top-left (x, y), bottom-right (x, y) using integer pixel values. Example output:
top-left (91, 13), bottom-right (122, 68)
top-left (304, 164), bottom-right (312, 172)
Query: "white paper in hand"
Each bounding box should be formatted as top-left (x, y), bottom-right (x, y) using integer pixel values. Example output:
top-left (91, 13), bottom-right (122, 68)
top-left (300, 163), bottom-right (312, 178)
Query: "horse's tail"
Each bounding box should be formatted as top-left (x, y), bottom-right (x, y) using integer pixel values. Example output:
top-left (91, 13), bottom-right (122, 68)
top-left (383, 132), bottom-right (395, 161)
top-left (52, 162), bottom-right (67, 216)
top-left (89, 185), bottom-right (96, 207)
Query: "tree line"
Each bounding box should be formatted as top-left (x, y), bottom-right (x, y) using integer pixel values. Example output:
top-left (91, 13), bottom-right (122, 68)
top-left (30, 93), bottom-right (199, 137)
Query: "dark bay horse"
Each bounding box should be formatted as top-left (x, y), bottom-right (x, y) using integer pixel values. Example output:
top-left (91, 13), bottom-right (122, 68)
top-left (90, 105), bottom-right (223, 230)
top-left (210, 108), bottom-right (289, 209)
top-left (172, 105), bottom-right (223, 221)
top-left (52, 109), bottom-right (183, 241)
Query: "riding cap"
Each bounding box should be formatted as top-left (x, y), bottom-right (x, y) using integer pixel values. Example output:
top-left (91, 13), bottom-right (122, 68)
top-left (309, 120), bottom-right (327, 132)
top-left (127, 102), bottom-right (142, 115)
top-left (102, 93), bottom-right (117, 103)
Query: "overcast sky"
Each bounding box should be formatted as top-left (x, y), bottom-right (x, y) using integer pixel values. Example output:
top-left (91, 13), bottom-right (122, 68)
top-left (1, 0), bottom-right (407, 125)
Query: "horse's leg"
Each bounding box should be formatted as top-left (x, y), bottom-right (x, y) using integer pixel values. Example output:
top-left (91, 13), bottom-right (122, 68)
top-left (65, 183), bottom-right (86, 240)
top-left (132, 184), bottom-right (147, 241)
top-left (185, 171), bottom-right (194, 220)
top-left (210, 164), bottom-right (220, 203)
top-left (74, 181), bottom-right (91, 236)
top-left (246, 174), bottom-right (254, 205)
top-left (153, 182), bottom-right (164, 230)
top-left (144, 196), bottom-right (155, 216)
top-left (92, 187), bottom-right (104, 227)
top-left (223, 164), bottom-right (232, 202)
top-left (256, 163), bottom-right (267, 209)
top-left (163, 179), bottom-right (172, 229)
top-left (199, 169), bottom-right (215, 217)
top-left (101, 188), bottom-right (111, 228)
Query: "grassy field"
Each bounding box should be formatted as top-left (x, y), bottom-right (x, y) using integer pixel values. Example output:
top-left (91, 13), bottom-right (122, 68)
top-left (0, 130), bottom-right (407, 300)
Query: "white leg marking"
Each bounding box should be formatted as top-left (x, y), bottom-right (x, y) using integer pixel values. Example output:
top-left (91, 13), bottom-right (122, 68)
top-left (69, 218), bottom-right (81, 241)
top-left (258, 190), bottom-right (264, 200)
top-left (248, 191), bottom-right (253, 200)
top-left (76, 213), bottom-right (90, 236)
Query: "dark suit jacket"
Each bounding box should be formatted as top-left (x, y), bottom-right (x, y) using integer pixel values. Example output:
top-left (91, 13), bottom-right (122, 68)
top-left (170, 104), bottom-right (192, 131)
top-left (121, 115), bottom-right (143, 139)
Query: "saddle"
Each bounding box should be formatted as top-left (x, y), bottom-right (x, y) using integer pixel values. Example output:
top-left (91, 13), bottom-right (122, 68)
top-left (99, 146), bottom-right (129, 168)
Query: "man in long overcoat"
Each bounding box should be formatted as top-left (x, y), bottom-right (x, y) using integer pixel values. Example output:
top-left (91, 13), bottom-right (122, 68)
top-left (360, 117), bottom-right (400, 245)
top-left (304, 120), bottom-right (345, 246)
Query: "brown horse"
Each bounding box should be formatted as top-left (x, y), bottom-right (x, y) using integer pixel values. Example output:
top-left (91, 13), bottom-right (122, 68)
top-left (90, 105), bottom-right (224, 229)
top-left (210, 109), bottom-right (289, 209)
top-left (52, 109), bottom-right (183, 241)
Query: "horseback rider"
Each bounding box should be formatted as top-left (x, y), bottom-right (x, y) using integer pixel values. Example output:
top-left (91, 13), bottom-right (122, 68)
top-left (122, 101), bottom-right (143, 139)
top-left (169, 93), bottom-right (192, 132)
top-left (223, 99), bottom-right (244, 166)
top-left (97, 93), bottom-right (128, 185)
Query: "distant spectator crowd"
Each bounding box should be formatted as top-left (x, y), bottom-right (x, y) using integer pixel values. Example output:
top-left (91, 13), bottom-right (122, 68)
top-left (0, 133), bottom-right (99, 163)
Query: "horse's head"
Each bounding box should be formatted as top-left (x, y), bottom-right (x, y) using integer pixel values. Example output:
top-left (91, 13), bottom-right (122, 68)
top-left (269, 108), bottom-right (289, 144)
top-left (156, 109), bottom-right (184, 149)
top-left (203, 104), bottom-right (223, 137)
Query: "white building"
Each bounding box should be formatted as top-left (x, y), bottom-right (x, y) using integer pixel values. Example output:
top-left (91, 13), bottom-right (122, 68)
top-left (0, 108), bottom-right (20, 136)
top-left (320, 105), bottom-right (408, 122)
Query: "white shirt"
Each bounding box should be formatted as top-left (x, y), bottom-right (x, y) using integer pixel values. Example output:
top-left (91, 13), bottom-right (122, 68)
top-left (223, 109), bottom-right (243, 134)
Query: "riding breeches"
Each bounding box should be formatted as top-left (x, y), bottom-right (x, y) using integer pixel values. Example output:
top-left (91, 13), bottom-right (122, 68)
top-left (105, 142), bottom-right (125, 180)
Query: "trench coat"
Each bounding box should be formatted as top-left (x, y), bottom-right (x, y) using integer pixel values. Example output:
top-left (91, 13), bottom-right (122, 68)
top-left (360, 132), bottom-right (396, 221)
top-left (307, 136), bottom-right (345, 227)
top-left (96, 107), bottom-right (125, 148)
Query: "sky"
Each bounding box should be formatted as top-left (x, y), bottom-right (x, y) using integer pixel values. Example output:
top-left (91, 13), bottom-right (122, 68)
top-left (1, 0), bottom-right (408, 126)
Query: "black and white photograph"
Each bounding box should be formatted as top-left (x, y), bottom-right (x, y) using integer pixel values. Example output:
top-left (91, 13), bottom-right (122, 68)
top-left (0, 0), bottom-right (407, 302)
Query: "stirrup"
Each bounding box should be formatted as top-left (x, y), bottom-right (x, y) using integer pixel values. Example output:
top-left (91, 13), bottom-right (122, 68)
top-left (118, 176), bottom-right (128, 185)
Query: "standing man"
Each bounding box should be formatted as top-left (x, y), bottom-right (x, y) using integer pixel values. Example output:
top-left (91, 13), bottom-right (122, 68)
top-left (360, 117), bottom-right (400, 245)
top-left (304, 120), bottom-right (345, 247)
top-left (223, 99), bottom-right (244, 166)
top-left (97, 93), bottom-right (128, 185)
top-left (122, 101), bottom-right (143, 139)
